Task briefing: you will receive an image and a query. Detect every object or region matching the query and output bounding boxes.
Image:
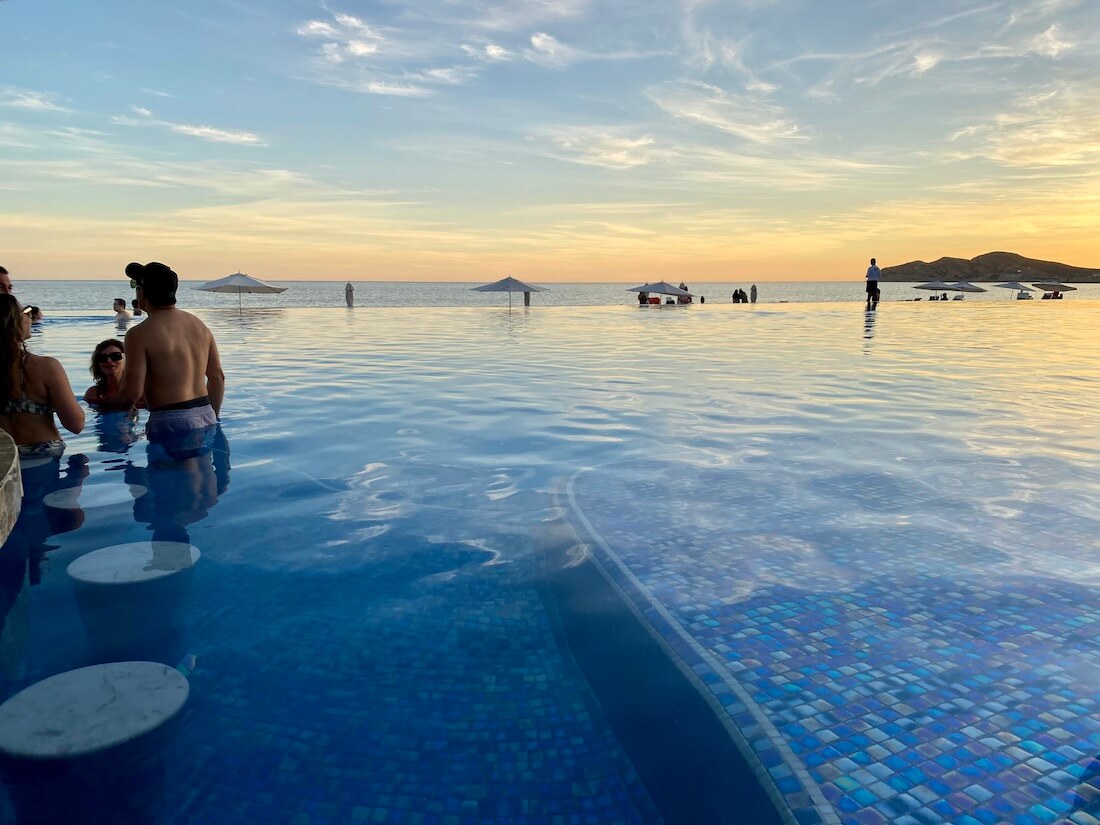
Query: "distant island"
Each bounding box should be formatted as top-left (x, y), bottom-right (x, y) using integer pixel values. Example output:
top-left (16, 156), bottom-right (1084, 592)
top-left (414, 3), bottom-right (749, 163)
top-left (880, 251), bottom-right (1100, 283)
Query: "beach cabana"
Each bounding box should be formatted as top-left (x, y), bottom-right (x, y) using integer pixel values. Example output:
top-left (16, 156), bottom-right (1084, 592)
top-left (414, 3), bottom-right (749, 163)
top-left (472, 276), bottom-right (548, 308)
top-left (628, 282), bottom-right (692, 305)
top-left (195, 272), bottom-right (287, 314)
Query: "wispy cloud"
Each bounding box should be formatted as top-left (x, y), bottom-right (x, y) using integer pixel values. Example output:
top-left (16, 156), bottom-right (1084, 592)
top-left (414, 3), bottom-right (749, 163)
top-left (0, 87), bottom-right (70, 113)
top-left (114, 106), bottom-right (265, 146)
top-left (646, 81), bottom-right (804, 144)
top-left (950, 84), bottom-right (1100, 167)
top-left (539, 127), bottom-right (661, 169)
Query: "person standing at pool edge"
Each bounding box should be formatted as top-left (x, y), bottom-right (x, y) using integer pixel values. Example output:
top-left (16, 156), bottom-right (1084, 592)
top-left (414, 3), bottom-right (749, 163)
top-left (865, 257), bottom-right (881, 308)
top-left (120, 262), bottom-right (224, 445)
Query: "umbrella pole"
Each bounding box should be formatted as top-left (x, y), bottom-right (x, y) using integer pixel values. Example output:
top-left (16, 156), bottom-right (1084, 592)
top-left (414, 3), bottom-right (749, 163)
top-left (509, 291), bottom-right (512, 310)
top-left (238, 291), bottom-right (242, 315)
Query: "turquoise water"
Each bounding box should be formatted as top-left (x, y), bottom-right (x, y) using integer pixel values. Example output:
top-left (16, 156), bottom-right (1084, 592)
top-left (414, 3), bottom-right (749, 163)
top-left (2, 301), bottom-right (1099, 823)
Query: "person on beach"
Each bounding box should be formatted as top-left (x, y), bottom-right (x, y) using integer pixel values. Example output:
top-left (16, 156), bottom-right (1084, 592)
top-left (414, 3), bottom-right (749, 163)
top-left (120, 262), bottom-right (224, 457)
top-left (865, 258), bottom-right (881, 308)
top-left (345, 281), bottom-right (355, 308)
top-left (0, 266), bottom-right (11, 296)
top-left (113, 298), bottom-right (132, 323)
top-left (84, 338), bottom-right (143, 412)
top-left (0, 295), bottom-right (84, 458)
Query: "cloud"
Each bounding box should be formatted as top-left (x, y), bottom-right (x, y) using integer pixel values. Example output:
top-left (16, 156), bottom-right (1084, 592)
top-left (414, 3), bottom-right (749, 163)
top-left (540, 127), bottom-right (660, 169)
top-left (950, 85), bottom-right (1100, 168)
top-left (647, 81), bottom-right (804, 144)
top-left (141, 88), bottom-right (173, 98)
top-left (0, 87), bottom-right (70, 113)
top-left (461, 39), bottom-right (514, 62)
top-left (114, 107), bottom-right (265, 146)
top-left (525, 32), bottom-right (579, 67)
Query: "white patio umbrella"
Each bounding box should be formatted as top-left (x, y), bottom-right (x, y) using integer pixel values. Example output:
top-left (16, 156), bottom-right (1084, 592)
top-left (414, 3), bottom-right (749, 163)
top-left (195, 272), bottom-right (287, 313)
top-left (627, 281), bottom-right (692, 297)
top-left (949, 281), bottom-right (988, 293)
top-left (471, 275), bottom-right (548, 308)
top-left (1032, 282), bottom-right (1077, 291)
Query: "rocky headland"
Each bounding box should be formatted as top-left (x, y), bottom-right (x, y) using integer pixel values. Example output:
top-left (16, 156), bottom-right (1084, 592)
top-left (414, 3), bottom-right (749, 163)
top-left (879, 251), bottom-right (1100, 283)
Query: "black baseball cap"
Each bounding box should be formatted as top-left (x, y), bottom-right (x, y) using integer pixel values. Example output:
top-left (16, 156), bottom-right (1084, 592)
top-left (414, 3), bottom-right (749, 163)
top-left (125, 261), bottom-right (177, 290)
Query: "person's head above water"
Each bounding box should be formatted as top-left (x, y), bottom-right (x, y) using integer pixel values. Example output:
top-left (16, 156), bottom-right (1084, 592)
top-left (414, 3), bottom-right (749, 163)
top-left (126, 261), bottom-right (178, 307)
top-left (90, 338), bottom-right (126, 386)
top-left (0, 265), bottom-right (12, 296)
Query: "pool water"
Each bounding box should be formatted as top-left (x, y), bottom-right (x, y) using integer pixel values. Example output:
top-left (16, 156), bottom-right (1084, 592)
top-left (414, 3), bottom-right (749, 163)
top-left (2, 302), bottom-right (1099, 824)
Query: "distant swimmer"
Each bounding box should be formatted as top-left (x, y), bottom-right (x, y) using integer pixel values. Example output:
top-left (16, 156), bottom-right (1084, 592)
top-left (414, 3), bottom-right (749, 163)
top-left (113, 298), bottom-right (132, 323)
top-left (345, 281), bottom-right (354, 308)
top-left (750, 284), bottom-right (758, 304)
top-left (120, 262), bottom-right (224, 456)
top-left (865, 257), bottom-right (881, 309)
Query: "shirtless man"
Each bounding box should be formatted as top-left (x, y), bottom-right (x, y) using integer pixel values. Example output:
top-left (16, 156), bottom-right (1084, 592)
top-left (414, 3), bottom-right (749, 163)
top-left (120, 262), bottom-right (224, 448)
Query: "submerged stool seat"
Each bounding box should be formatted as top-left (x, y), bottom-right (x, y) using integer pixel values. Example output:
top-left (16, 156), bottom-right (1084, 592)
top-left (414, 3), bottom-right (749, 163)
top-left (67, 542), bottom-right (201, 665)
top-left (67, 541), bottom-right (200, 586)
top-left (0, 662), bottom-right (189, 824)
top-left (0, 661), bottom-right (189, 759)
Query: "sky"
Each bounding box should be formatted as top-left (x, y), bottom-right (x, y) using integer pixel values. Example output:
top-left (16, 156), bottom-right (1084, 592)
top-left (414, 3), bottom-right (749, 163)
top-left (2, 0), bottom-right (1099, 282)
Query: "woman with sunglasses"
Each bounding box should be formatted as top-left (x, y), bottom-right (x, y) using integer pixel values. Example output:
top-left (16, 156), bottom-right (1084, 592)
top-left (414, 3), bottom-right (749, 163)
top-left (84, 338), bottom-right (141, 411)
top-left (0, 295), bottom-right (84, 457)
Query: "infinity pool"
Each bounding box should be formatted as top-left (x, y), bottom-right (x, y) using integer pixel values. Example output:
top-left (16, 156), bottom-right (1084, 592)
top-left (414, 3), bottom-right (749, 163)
top-left (2, 302), bottom-right (1099, 824)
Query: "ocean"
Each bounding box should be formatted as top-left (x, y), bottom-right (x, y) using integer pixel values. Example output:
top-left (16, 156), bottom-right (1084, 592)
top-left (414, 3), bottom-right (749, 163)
top-left (14, 279), bottom-right (1097, 311)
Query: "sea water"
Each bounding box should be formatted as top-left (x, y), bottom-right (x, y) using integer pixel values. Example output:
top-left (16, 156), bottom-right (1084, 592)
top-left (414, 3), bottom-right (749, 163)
top-left (1, 301), bottom-right (1098, 824)
top-left (14, 279), bottom-right (1099, 311)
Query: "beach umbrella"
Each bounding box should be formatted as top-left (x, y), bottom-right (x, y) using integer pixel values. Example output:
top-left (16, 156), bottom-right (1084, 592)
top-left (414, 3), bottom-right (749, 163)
top-left (913, 281), bottom-right (956, 292)
top-left (1032, 282), bottom-right (1077, 291)
top-left (627, 281), bottom-right (692, 297)
top-left (948, 281), bottom-right (988, 293)
top-left (471, 275), bottom-right (548, 308)
top-left (195, 272), bottom-right (287, 313)
top-left (990, 281), bottom-right (1035, 292)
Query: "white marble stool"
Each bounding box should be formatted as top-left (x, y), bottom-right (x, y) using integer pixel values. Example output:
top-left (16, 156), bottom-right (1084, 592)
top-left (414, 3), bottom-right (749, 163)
top-left (0, 662), bottom-right (189, 824)
top-left (67, 542), bottom-right (200, 665)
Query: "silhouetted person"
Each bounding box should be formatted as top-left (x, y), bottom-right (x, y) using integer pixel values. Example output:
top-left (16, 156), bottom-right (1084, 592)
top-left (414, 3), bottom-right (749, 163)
top-left (865, 257), bottom-right (881, 308)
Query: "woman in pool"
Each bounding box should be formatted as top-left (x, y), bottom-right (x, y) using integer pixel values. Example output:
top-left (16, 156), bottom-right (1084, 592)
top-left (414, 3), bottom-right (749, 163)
top-left (0, 294), bottom-right (84, 457)
top-left (84, 338), bottom-right (140, 411)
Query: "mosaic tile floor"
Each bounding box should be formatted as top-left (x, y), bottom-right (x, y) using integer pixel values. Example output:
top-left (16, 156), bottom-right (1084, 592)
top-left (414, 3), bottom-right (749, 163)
top-left (566, 459), bottom-right (1100, 825)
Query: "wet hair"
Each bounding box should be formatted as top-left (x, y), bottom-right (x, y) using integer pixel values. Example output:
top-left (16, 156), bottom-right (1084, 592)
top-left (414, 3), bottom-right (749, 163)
top-left (0, 295), bottom-right (26, 408)
top-left (90, 338), bottom-right (125, 386)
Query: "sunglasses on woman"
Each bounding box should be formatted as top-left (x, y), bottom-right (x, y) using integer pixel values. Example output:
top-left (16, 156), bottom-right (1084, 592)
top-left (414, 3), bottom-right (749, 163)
top-left (96, 352), bottom-right (124, 363)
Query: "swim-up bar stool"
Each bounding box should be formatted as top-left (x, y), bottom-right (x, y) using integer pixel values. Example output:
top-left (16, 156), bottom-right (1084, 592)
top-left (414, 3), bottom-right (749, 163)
top-left (67, 541), bottom-right (201, 665)
top-left (0, 662), bottom-right (189, 825)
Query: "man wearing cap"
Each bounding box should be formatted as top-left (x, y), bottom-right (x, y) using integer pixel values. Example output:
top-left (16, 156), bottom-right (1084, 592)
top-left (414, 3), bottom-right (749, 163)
top-left (120, 262), bottom-right (225, 449)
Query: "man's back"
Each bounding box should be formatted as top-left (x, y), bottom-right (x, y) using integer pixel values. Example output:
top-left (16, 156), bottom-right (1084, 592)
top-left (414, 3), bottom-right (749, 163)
top-left (126, 308), bottom-right (222, 412)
